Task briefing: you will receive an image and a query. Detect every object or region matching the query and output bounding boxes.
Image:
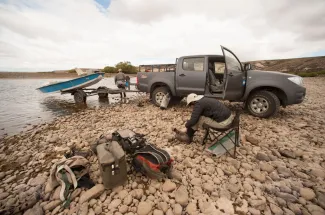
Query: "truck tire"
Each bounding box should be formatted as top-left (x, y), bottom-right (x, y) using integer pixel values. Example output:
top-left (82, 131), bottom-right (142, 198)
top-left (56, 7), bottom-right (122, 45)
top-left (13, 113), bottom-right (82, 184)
top-left (151, 87), bottom-right (170, 107)
top-left (246, 91), bottom-right (280, 118)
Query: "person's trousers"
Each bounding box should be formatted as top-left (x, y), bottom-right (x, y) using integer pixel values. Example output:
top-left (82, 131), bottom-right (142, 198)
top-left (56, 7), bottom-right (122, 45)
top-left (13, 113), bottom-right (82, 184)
top-left (186, 113), bottom-right (234, 141)
top-left (191, 113), bottom-right (235, 131)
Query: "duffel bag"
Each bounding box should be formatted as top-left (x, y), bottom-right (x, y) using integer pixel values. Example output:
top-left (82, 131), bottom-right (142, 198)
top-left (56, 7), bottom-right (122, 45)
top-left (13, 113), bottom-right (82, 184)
top-left (132, 144), bottom-right (173, 179)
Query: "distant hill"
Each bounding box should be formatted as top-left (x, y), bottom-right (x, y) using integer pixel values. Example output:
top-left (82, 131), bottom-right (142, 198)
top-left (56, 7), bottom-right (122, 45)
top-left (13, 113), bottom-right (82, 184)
top-left (248, 56), bottom-right (325, 74)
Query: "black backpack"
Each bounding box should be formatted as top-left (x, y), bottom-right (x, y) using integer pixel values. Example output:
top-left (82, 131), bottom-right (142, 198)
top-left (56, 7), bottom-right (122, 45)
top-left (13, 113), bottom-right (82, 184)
top-left (112, 130), bottom-right (146, 154)
top-left (111, 129), bottom-right (173, 179)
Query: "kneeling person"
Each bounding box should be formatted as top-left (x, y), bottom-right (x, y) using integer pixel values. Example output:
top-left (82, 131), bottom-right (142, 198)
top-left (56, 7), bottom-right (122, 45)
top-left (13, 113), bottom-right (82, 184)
top-left (175, 93), bottom-right (234, 143)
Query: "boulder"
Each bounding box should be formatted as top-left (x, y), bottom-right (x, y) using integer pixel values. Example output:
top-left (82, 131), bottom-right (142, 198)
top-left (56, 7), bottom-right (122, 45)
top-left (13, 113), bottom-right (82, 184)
top-left (310, 168), bottom-right (325, 178)
top-left (108, 199), bottom-right (121, 210)
top-left (300, 188), bottom-right (316, 200)
top-left (137, 202), bottom-right (152, 215)
top-left (256, 153), bottom-right (270, 161)
top-left (246, 136), bottom-right (259, 145)
top-left (43, 200), bottom-right (60, 211)
top-left (186, 202), bottom-right (198, 215)
top-left (29, 175), bottom-right (47, 186)
top-left (78, 202), bottom-right (88, 215)
top-left (205, 158), bottom-right (214, 164)
top-left (175, 185), bottom-right (189, 206)
top-left (251, 170), bottom-right (266, 182)
top-left (270, 204), bottom-right (283, 215)
top-left (173, 204), bottom-right (182, 215)
top-left (79, 184), bottom-right (105, 204)
top-left (162, 180), bottom-right (176, 192)
top-left (190, 178), bottom-right (202, 186)
top-left (216, 197), bottom-right (234, 214)
top-left (279, 149), bottom-right (296, 159)
top-left (23, 203), bottom-right (43, 215)
top-left (260, 163), bottom-right (274, 173)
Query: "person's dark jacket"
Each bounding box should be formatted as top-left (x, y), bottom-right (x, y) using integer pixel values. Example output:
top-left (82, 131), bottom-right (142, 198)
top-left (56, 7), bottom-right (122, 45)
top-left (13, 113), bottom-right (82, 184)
top-left (185, 97), bottom-right (231, 128)
top-left (114, 72), bottom-right (126, 83)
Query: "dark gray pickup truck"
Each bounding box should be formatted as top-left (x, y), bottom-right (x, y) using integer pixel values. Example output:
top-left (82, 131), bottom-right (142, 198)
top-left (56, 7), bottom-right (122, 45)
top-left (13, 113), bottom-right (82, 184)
top-left (136, 46), bottom-right (306, 118)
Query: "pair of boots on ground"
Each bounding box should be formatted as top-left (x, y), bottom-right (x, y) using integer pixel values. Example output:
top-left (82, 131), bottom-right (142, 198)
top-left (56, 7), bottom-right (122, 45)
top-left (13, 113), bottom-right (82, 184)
top-left (173, 128), bottom-right (195, 144)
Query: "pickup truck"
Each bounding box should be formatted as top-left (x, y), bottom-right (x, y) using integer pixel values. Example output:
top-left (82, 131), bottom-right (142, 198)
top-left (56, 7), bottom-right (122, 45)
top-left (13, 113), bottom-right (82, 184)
top-left (136, 46), bottom-right (306, 118)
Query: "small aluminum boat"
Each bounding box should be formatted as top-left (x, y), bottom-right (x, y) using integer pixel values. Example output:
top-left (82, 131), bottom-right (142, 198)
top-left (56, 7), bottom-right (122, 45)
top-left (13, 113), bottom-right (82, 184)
top-left (37, 72), bottom-right (104, 93)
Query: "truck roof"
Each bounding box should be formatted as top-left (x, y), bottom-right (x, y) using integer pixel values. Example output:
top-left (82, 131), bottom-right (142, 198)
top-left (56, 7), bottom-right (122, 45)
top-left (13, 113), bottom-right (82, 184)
top-left (139, 55), bottom-right (225, 68)
top-left (180, 54), bottom-right (224, 58)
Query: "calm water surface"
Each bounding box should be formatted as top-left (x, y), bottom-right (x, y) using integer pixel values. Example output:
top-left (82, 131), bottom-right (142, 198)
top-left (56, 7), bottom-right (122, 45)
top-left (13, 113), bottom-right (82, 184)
top-left (0, 77), bottom-right (137, 137)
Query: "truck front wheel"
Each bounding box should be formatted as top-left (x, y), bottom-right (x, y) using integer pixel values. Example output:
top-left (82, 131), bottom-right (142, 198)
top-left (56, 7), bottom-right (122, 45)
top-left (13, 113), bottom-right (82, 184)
top-left (246, 91), bottom-right (280, 118)
top-left (151, 87), bottom-right (169, 107)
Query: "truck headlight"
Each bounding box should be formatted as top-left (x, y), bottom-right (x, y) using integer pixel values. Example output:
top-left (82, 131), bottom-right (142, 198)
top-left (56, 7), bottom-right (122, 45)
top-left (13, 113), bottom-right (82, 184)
top-left (288, 77), bottom-right (303, 86)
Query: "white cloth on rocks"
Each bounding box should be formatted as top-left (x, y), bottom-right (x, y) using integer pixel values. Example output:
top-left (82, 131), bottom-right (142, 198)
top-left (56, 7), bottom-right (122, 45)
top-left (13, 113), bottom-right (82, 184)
top-left (44, 156), bottom-right (90, 202)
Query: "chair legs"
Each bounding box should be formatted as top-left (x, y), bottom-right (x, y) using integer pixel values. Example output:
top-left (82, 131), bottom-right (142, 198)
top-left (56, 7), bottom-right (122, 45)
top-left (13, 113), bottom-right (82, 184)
top-left (202, 128), bottom-right (239, 158)
top-left (202, 129), bottom-right (209, 145)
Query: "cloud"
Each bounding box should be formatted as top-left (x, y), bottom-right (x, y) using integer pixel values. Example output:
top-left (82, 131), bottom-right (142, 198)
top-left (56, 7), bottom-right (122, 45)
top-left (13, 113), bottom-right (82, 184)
top-left (0, 0), bottom-right (324, 71)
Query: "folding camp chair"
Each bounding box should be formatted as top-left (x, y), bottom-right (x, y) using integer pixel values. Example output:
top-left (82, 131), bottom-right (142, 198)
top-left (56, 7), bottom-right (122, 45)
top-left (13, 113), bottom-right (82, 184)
top-left (202, 110), bottom-right (241, 158)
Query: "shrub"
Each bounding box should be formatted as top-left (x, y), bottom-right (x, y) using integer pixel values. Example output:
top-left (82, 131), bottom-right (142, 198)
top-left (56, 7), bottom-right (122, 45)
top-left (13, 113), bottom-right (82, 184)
top-left (115, 61), bottom-right (137, 74)
top-left (68, 69), bottom-right (76, 73)
top-left (102, 62), bottom-right (137, 74)
top-left (296, 70), bottom-right (325, 77)
top-left (298, 72), bottom-right (317, 77)
top-left (102, 66), bottom-right (116, 73)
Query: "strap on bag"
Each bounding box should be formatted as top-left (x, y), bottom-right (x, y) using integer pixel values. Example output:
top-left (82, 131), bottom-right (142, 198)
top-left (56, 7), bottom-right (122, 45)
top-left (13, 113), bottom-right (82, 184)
top-left (104, 142), bottom-right (122, 175)
top-left (61, 171), bottom-right (72, 208)
top-left (56, 164), bottom-right (78, 202)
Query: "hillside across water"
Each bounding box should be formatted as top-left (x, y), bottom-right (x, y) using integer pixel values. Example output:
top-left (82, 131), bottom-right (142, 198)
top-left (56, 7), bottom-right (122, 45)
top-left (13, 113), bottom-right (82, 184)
top-left (248, 56), bottom-right (325, 74)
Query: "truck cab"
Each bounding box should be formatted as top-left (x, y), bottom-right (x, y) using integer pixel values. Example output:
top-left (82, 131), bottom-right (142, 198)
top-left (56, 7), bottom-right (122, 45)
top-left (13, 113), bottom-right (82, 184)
top-left (175, 46), bottom-right (247, 102)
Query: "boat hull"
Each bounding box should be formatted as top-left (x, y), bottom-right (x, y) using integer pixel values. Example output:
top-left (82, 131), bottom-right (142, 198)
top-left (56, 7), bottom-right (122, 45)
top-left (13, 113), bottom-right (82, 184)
top-left (37, 73), bottom-right (104, 93)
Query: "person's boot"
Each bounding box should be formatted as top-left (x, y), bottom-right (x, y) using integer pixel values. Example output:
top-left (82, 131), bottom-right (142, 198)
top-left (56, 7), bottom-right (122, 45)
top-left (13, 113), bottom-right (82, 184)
top-left (173, 128), bottom-right (191, 144)
top-left (186, 128), bottom-right (195, 142)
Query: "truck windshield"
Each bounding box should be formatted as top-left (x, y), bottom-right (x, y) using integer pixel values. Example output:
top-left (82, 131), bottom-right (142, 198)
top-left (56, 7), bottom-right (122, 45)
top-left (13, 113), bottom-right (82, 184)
top-left (224, 49), bottom-right (242, 72)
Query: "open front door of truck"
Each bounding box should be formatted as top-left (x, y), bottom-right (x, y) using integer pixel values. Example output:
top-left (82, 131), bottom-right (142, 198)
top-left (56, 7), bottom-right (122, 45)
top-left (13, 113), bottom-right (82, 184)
top-left (221, 46), bottom-right (246, 100)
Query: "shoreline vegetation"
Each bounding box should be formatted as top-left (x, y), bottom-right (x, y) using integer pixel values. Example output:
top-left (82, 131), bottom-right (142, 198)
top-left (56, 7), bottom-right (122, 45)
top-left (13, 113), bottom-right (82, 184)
top-left (0, 72), bottom-right (137, 79)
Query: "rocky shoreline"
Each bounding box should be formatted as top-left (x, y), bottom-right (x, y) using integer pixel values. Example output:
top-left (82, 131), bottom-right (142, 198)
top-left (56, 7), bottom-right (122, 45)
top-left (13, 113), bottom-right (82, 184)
top-left (0, 77), bottom-right (324, 215)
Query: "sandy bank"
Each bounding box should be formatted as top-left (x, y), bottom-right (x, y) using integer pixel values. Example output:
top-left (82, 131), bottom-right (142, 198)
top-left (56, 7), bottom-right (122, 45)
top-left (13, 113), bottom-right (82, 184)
top-left (0, 77), bottom-right (324, 214)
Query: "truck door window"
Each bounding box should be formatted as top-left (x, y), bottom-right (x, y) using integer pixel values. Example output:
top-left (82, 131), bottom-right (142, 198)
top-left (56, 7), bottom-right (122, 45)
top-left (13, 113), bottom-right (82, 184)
top-left (214, 62), bottom-right (225, 74)
top-left (224, 50), bottom-right (242, 72)
top-left (182, 58), bottom-right (204, 72)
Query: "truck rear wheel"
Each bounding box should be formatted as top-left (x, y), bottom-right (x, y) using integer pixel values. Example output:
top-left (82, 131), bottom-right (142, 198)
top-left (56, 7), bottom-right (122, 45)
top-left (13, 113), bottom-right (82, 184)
top-left (151, 87), bottom-right (169, 107)
top-left (246, 91), bottom-right (280, 118)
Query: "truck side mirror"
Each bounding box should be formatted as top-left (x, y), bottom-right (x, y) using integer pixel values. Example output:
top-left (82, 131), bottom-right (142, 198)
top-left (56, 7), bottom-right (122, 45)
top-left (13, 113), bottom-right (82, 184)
top-left (244, 63), bottom-right (252, 71)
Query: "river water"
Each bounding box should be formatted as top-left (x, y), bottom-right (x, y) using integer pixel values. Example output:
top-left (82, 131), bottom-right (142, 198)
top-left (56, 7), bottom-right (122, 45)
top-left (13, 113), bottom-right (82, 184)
top-left (0, 77), bottom-right (137, 137)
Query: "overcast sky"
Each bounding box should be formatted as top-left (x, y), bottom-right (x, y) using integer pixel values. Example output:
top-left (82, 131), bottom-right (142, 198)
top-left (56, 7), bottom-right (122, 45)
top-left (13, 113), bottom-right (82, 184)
top-left (0, 0), bottom-right (325, 71)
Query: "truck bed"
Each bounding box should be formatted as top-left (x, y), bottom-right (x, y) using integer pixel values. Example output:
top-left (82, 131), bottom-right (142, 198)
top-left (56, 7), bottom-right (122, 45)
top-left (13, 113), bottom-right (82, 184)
top-left (137, 71), bottom-right (176, 94)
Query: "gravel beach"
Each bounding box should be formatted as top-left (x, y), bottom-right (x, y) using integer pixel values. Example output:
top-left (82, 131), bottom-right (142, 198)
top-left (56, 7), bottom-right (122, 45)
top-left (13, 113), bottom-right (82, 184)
top-left (0, 77), bottom-right (324, 215)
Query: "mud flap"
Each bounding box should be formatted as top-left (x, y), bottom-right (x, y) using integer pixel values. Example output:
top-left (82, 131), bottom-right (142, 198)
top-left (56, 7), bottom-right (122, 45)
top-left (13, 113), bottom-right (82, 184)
top-left (160, 93), bottom-right (170, 109)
